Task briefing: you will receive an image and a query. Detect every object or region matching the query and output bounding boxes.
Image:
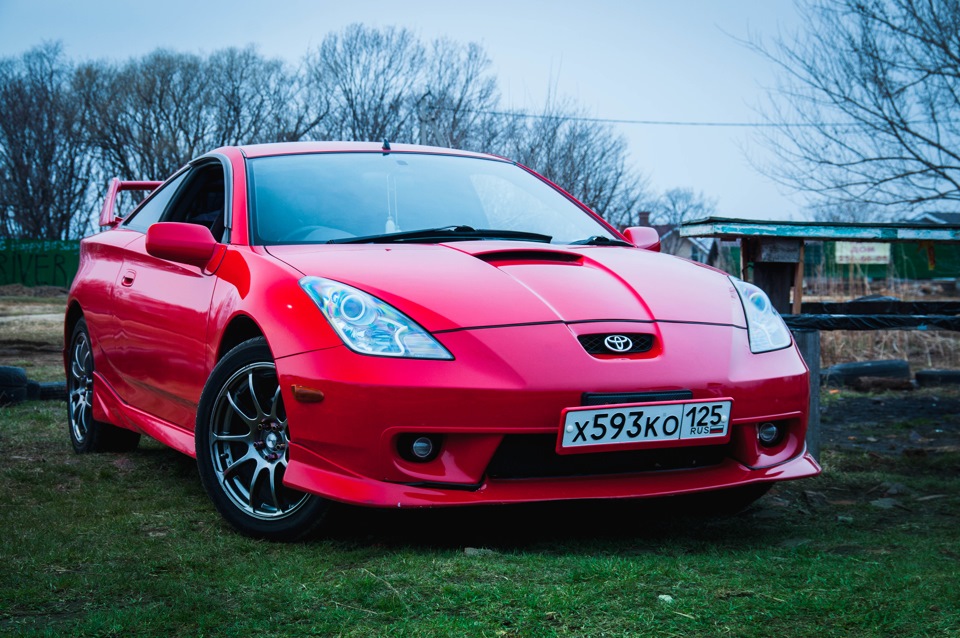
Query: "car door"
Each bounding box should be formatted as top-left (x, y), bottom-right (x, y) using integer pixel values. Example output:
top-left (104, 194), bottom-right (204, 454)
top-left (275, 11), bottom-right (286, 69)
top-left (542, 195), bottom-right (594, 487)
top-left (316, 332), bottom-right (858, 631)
top-left (106, 160), bottom-right (227, 431)
top-left (92, 170), bottom-right (189, 391)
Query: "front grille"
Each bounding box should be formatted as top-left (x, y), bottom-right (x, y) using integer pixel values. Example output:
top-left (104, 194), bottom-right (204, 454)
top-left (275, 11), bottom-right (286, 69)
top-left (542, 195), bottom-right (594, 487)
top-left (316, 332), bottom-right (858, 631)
top-left (486, 434), bottom-right (726, 480)
top-left (582, 390), bottom-right (693, 406)
top-left (578, 333), bottom-right (654, 355)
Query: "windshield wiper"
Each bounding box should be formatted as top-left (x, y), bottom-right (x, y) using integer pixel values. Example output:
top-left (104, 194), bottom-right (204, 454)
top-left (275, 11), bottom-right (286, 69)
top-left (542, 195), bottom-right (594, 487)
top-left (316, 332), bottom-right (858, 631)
top-left (327, 225), bottom-right (553, 244)
top-left (568, 235), bottom-right (633, 247)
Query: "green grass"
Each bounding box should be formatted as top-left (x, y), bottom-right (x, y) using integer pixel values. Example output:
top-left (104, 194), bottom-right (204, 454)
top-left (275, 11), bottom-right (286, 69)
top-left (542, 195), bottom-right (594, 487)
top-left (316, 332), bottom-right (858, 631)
top-left (1, 402), bottom-right (958, 636)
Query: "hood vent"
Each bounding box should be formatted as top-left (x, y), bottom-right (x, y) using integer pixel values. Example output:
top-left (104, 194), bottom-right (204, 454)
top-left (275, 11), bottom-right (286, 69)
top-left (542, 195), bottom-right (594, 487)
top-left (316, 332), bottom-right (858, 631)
top-left (475, 250), bottom-right (582, 267)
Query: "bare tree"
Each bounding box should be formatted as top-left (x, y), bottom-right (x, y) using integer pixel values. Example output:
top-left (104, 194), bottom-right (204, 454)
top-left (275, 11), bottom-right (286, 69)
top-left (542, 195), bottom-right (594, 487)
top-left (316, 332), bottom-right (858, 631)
top-left (301, 25), bottom-right (647, 223)
top-left (78, 50), bottom-right (211, 181)
top-left (306, 24), bottom-right (425, 142)
top-left (647, 188), bottom-right (717, 254)
top-left (805, 199), bottom-right (890, 222)
top-left (756, 0), bottom-right (960, 214)
top-left (0, 43), bottom-right (93, 239)
top-left (418, 39), bottom-right (500, 149)
top-left (79, 47), bottom-right (321, 183)
top-left (2, 28), bottom-right (651, 239)
top-left (207, 47), bottom-right (327, 146)
top-left (497, 94), bottom-right (648, 225)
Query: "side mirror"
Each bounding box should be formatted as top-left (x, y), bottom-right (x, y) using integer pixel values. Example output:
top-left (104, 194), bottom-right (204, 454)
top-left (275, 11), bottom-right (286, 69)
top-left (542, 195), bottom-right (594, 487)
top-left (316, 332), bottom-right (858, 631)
top-left (622, 226), bottom-right (661, 252)
top-left (146, 222), bottom-right (218, 268)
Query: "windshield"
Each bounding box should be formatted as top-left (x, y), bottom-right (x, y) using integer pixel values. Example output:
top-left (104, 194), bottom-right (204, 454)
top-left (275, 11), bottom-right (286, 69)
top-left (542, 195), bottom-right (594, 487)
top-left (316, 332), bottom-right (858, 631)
top-left (247, 152), bottom-right (616, 245)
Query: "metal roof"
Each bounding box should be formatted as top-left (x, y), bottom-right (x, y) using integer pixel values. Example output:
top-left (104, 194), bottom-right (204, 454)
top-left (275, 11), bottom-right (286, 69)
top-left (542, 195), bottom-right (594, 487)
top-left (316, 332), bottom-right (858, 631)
top-left (680, 217), bottom-right (960, 242)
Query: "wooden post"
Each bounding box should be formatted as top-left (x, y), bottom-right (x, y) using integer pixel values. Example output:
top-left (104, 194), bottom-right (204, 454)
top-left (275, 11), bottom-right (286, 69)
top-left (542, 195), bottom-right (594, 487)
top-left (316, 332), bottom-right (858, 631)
top-left (740, 237), bottom-right (757, 281)
top-left (750, 239), bottom-right (802, 314)
top-left (754, 264), bottom-right (794, 314)
top-left (792, 329), bottom-right (821, 461)
top-left (792, 241), bottom-right (805, 315)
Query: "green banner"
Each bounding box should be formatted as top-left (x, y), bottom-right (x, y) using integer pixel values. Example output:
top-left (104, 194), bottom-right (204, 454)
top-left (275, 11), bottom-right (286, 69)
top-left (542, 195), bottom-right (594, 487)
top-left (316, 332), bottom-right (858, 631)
top-left (0, 240), bottom-right (81, 287)
top-left (720, 241), bottom-right (960, 280)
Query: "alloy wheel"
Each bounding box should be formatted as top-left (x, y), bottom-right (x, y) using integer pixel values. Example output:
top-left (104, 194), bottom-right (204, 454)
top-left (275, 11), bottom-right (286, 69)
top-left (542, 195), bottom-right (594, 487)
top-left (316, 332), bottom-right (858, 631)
top-left (68, 330), bottom-right (94, 444)
top-left (207, 362), bottom-right (310, 520)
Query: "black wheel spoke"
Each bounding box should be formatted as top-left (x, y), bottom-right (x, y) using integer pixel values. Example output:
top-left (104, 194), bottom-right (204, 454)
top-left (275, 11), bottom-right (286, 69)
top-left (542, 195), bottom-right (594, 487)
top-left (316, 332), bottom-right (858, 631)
top-left (221, 449), bottom-right (257, 480)
top-left (226, 390), bottom-right (258, 428)
top-left (267, 463), bottom-right (283, 512)
top-left (247, 373), bottom-right (267, 421)
top-left (211, 431), bottom-right (251, 443)
top-left (268, 385), bottom-right (283, 421)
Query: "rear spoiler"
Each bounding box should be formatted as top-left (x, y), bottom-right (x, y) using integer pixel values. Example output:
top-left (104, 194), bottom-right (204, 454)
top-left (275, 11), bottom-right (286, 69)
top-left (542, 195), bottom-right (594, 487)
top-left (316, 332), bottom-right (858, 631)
top-left (99, 178), bottom-right (163, 227)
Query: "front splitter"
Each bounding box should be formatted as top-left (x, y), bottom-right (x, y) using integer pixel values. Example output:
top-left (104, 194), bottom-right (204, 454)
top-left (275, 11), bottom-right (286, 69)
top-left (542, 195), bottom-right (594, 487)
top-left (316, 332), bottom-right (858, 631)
top-left (282, 444), bottom-right (821, 508)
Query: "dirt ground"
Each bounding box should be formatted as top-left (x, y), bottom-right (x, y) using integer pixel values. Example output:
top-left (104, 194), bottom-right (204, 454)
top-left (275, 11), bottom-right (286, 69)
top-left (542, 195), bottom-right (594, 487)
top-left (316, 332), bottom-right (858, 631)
top-left (0, 283), bottom-right (69, 298)
top-left (0, 338), bottom-right (62, 376)
top-left (820, 389), bottom-right (960, 457)
top-left (0, 287), bottom-right (66, 382)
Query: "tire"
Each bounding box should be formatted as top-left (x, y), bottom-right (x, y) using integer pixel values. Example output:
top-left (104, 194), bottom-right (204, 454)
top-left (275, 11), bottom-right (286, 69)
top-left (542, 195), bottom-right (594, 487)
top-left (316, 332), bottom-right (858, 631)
top-left (67, 319), bottom-right (141, 453)
top-left (0, 366), bottom-right (28, 407)
top-left (39, 381), bottom-right (67, 401)
top-left (195, 338), bottom-right (329, 541)
top-left (0, 384), bottom-right (27, 407)
top-left (26, 380), bottom-right (41, 401)
top-left (0, 366), bottom-right (28, 386)
top-left (851, 294), bottom-right (900, 302)
top-left (822, 359), bottom-right (910, 387)
top-left (916, 369), bottom-right (960, 387)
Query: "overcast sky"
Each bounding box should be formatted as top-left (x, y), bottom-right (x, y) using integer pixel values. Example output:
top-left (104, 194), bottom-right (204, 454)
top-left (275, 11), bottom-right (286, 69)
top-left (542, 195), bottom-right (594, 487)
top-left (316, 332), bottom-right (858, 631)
top-left (0, 0), bottom-right (805, 220)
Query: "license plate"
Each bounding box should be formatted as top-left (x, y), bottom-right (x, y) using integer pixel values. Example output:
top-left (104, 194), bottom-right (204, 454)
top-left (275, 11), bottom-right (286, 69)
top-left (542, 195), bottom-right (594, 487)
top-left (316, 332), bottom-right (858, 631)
top-left (560, 399), bottom-right (732, 450)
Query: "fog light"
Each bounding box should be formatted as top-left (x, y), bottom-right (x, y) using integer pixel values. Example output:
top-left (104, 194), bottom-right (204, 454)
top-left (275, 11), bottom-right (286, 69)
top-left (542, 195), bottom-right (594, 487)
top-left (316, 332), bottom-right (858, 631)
top-left (397, 433), bottom-right (441, 462)
top-left (758, 422), bottom-right (783, 447)
top-left (411, 436), bottom-right (434, 459)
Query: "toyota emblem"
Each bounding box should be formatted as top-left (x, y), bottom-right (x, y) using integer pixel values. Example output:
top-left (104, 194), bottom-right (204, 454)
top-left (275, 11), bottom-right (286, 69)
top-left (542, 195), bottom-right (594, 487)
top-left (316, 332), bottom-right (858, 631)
top-left (604, 335), bottom-right (633, 352)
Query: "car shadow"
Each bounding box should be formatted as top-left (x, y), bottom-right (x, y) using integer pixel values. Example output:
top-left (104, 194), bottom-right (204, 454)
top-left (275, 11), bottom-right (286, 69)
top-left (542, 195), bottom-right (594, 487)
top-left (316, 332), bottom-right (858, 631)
top-left (132, 442), bottom-right (797, 552)
top-left (318, 494), bottom-right (791, 553)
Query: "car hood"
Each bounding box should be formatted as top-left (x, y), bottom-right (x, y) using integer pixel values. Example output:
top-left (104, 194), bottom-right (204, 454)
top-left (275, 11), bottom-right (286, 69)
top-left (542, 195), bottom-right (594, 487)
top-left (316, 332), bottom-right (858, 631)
top-left (266, 242), bottom-right (747, 332)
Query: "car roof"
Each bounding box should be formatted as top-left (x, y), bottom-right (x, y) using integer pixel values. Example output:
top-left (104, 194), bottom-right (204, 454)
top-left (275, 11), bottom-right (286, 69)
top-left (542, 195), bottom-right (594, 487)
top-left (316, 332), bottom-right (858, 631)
top-left (237, 141), bottom-right (506, 161)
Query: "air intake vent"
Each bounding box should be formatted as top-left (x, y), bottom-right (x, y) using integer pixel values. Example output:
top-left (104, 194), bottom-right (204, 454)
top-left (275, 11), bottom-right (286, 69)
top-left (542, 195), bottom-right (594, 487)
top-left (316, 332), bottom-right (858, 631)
top-left (475, 250), bottom-right (582, 265)
top-left (486, 434), bottom-right (725, 479)
top-left (582, 390), bottom-right (693, 406)
top-left (578, 333), bottom-right (655, 355)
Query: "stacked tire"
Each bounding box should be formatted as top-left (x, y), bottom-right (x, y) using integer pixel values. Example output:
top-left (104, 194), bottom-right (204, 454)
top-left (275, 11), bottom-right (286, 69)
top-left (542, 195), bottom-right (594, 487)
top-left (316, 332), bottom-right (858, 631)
top-left (821, 359), bottom-right (911, 387)
top-left (0, 366), bottom-right (66, 406)
top-left (0, 366), bottom-right (28, 406)
top-left (916, 370), bottom-right (960, 387)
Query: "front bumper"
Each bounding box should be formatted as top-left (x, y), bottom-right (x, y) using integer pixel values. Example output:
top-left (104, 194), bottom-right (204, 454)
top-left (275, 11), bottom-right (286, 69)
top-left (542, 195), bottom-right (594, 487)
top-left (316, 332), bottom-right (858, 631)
top-left (276, 321), bottom-right (819, 508)
top-left (284, 448), bottom-right (821, 507)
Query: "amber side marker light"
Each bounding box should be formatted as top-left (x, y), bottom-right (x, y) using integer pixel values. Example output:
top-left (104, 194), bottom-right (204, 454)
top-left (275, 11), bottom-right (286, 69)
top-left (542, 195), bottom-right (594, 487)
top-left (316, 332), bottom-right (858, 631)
top-left (291, 385), bottom-right (325, 403)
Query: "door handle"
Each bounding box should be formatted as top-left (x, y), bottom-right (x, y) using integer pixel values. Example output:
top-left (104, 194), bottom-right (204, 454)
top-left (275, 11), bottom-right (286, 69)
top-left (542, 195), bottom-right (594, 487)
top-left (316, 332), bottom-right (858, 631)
top-left (121, 270), bottom-right (136, 287)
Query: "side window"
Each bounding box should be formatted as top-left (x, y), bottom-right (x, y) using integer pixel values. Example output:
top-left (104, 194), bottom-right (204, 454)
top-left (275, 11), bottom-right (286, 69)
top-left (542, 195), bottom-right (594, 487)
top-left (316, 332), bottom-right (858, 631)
top-left (122, 171), bottom-right (189, 233)
top-left (161, 163), bottom-right (227, 241)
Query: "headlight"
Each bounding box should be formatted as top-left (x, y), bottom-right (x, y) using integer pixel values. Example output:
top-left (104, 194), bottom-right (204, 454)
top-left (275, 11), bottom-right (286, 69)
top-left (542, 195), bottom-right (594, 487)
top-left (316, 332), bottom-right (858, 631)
top-left (299, 276), bottom-right (453, 360)
top-left (730, 278), bottom-right (792, 353)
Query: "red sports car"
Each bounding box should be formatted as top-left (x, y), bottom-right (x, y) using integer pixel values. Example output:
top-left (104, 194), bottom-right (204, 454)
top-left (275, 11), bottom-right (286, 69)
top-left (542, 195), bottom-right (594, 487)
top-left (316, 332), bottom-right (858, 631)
top-left (66, 142), bottom-right (820, 540)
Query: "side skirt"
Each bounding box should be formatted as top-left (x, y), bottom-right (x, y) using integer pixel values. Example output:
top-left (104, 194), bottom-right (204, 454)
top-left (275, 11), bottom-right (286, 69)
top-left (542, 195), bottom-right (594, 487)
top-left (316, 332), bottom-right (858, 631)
top-left (92, 371), bottom-right (196, 458)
